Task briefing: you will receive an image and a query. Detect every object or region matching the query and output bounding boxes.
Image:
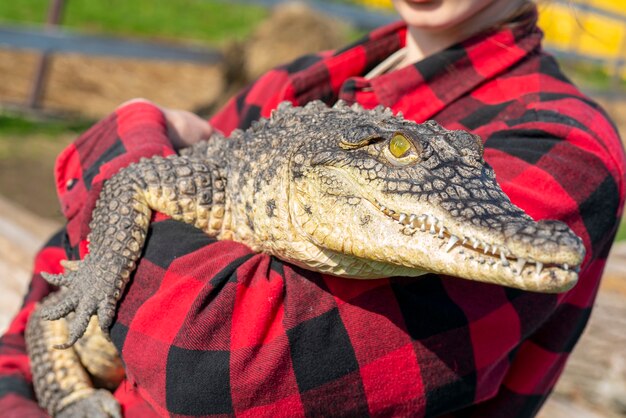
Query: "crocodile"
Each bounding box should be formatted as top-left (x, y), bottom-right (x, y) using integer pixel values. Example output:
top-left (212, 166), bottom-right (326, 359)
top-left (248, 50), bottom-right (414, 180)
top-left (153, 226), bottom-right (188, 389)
top-left (26, 291), bottom-right (124, 418)
top-left (26, 100), bottom-right (585, 416)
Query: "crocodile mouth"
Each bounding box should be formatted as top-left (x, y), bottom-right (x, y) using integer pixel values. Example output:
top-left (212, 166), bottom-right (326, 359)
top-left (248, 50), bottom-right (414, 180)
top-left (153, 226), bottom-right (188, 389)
top-left (292, 165), bottom-right (581, 291)
top-left (372, 199), bottom-right (581, 278)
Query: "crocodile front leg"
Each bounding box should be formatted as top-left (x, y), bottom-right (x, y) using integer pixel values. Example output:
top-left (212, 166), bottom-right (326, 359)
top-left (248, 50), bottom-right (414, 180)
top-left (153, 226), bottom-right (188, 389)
top-left (26, 292), bottom-right (122, 418)
top-left (40, 154), bottom-right (225, 347)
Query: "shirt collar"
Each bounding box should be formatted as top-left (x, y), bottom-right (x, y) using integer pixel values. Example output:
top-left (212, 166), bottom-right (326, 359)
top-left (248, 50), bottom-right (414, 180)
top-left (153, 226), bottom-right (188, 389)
top-left (291, 9), bottom-right (543, 123)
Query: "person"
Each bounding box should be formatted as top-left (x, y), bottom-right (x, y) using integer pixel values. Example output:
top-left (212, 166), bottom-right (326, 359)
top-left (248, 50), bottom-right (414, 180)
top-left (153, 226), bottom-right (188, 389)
top-left (1, 0), bottom-right (624, 416)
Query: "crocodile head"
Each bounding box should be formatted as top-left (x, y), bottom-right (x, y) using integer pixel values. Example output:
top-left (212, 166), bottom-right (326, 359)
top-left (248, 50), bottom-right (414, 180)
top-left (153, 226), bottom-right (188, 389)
top-left (253, 101), bottom-right (585, 292)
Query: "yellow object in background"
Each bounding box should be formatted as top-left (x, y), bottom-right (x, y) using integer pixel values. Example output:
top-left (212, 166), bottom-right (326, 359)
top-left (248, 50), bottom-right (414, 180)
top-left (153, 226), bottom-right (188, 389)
top-left (353, 0), bottom-right (626, 78)
top-left (353, 0), bottom-right (393, 10)
top-left (351, 0), bottom-right (626, 62)
top-left (538, 1), bottom-right (626, 60)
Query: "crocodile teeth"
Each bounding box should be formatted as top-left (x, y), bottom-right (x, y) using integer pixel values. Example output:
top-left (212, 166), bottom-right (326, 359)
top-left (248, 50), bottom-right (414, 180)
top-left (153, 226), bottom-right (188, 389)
top-left (500, 251), bottom-right (509, 267)
top-left (444, 235), bottom-right (459, 253)
top-left (564, 263), bottom-right (569, 271)
top-left (535, 262), bottom-right (543, 276)
top-left (378, 205), bottom-right (543, 274)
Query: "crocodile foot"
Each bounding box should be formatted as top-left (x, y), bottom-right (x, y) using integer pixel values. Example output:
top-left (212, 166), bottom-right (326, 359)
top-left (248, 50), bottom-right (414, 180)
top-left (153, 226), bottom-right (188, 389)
top-left (40, 259), bottom-right (120, 348)
top-left (57, 390), bottom-right (121, 418)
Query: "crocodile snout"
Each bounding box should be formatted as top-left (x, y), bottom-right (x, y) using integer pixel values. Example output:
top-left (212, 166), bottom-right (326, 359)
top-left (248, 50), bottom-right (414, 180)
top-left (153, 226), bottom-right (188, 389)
top-left (504, 219), bottom-right (585, 267)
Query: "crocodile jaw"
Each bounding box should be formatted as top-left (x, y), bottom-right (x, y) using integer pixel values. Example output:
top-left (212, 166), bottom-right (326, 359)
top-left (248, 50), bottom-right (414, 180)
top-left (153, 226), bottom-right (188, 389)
top-left (369, 200), bottom-right (581, 292)
top-left (286, 168), bottom-right (584, 293)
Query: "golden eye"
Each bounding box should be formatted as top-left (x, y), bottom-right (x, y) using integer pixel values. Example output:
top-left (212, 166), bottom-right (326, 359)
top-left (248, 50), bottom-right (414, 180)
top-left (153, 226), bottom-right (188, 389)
top-left (389, 133), bottom-right (411, 158)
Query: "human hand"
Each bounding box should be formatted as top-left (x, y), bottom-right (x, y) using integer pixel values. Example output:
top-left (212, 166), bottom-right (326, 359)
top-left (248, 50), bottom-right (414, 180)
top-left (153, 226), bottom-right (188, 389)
top-left (161, 107), bottom-right (214, 149)
top-left (119, 98), bottom-right (214, 149)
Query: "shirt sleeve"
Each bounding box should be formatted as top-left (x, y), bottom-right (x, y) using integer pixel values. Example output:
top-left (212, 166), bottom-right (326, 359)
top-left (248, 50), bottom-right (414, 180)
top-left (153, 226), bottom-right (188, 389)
top-left (453, 96), bottom-right (625, 415)
top-left (55, 101), bottom-right (175, 250)
top-left (0, 101), bottom-right (177, 416)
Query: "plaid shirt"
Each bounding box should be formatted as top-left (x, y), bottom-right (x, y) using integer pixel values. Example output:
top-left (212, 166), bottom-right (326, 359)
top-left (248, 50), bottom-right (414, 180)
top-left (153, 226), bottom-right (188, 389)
top-left (1, 10), bottom-right (624, 417)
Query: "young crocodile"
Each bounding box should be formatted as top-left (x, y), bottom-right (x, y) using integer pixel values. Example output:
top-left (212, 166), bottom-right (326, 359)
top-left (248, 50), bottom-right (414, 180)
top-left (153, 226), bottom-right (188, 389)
top-left (27, 100), bottom-right (585, 416)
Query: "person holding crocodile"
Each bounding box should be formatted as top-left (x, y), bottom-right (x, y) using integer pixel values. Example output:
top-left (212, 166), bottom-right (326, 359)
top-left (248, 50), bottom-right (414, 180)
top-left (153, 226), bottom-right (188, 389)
top-left (1, 0), bottom-right (624, 417)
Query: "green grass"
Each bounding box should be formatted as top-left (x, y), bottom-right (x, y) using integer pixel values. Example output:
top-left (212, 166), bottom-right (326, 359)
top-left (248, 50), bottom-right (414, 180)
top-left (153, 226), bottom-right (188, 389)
top-left (0, 0), bottom-right (268, 45)
top-left (0, 113), bottom-right (92, 137)
top-left (560, 60), bottom-right (626, 92)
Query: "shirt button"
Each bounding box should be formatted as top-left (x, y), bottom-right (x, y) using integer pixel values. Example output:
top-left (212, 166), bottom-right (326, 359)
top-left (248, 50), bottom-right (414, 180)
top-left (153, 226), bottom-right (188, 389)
top-left (66, 178), bottom-right (78, 190)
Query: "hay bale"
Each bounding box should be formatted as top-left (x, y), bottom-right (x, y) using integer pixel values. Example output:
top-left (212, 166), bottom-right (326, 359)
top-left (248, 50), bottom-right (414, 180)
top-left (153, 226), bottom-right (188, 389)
top-left (198, 3), bottom-right (350, 116)
top-left (244, 2), bottom-right (348, 80)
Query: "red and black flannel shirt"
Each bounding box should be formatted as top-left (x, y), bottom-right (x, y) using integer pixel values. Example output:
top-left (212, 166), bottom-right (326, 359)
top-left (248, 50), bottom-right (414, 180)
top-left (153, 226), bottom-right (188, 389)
top-left (1, 11), bottom-right (624, 417)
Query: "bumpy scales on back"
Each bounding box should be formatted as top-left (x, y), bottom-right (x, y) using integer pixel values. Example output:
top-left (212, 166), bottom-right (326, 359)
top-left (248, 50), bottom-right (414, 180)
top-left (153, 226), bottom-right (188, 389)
top-left (28, 101), bottom-right (585, 416)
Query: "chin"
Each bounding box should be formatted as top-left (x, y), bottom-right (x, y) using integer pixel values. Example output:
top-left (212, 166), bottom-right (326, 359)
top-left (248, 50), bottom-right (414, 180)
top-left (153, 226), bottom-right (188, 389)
top-left (392, 0), bottom-right (495, 32)
top-left (393, 0), bottom-right (454, 29)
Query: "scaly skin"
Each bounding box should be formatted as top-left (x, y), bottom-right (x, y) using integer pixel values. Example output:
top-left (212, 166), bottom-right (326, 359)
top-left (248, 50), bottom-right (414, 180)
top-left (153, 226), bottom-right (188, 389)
top-left (41, 99), bottom-right (585, 340)
top-left (29, 100), bottom-right (585, 414)
top-left (26, 292), bottom-right (122, 417)
top-left (40, 154), bottom-right (225, 347)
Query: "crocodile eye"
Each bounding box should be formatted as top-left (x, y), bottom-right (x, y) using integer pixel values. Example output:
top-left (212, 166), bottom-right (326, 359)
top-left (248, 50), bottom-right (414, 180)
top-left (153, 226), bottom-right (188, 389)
top-left (389, 133), bottom-right (411, 158)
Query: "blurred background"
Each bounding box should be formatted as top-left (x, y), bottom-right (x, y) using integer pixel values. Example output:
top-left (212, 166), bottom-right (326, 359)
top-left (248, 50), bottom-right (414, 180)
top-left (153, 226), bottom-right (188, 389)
top-left (0, 1), bottom-right (625, 417)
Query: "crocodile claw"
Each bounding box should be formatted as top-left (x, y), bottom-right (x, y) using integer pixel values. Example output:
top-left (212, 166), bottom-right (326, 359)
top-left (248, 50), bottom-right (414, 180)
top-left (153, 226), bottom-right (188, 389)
top-left (39, 278), bottom-right (79, 321)
top-left (40, 260), bottom-right (119, 347)
top-left (53, 304), bottom-right (95, 350)
top-left (41, 271), bottom-right (73, 287)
